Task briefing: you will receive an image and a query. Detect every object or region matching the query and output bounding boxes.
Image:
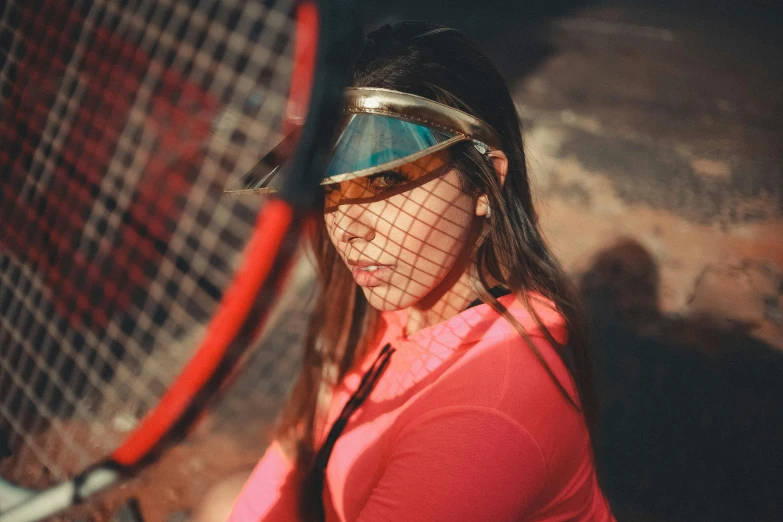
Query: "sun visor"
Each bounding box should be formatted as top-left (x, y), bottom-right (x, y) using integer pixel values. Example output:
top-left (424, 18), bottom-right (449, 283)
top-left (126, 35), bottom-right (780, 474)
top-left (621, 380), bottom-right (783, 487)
top-left (225, 87), bottom-right (501, 196)
top-left (324, 113), bottom-right (460, 183)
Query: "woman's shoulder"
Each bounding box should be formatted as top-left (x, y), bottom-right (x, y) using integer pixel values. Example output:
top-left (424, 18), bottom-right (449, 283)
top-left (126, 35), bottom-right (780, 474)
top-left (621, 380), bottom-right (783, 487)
top-left (456, 292), bottom-right (573, 389)
top-left (391, 293), bottom-right (590, 477)
top-left (399, 292), bottom-right (579, 421)
top-left (485, 292), bottom-right (568, 343)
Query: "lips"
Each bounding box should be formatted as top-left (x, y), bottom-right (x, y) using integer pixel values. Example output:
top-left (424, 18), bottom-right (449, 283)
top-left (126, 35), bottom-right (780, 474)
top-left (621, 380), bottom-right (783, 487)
top-left (348, 258), bottom-right (393, 287)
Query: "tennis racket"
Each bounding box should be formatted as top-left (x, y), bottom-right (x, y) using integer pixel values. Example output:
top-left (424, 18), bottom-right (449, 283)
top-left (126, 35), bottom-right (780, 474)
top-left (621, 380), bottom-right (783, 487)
top-left (0, 0), bottom-right (353, 520)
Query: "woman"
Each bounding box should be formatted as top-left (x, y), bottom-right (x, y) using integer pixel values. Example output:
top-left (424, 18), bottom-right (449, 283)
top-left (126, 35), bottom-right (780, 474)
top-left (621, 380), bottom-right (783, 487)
top-left (228, 21), bottom-right (615, 522)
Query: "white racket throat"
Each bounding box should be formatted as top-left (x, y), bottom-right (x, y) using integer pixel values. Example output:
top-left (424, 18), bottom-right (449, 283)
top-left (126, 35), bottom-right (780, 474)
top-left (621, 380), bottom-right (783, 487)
top-left (0, 467), bottom-right (118, 522)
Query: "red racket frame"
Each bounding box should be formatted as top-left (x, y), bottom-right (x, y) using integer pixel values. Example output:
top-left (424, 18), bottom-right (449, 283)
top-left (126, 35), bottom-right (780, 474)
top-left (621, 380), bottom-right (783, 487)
top-left (0, 0), bottom-right (355, 519)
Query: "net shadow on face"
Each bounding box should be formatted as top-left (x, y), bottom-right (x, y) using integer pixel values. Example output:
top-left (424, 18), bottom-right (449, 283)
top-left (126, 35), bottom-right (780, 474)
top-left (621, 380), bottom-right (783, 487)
top-left (322, 151), bottom-right (483, 318)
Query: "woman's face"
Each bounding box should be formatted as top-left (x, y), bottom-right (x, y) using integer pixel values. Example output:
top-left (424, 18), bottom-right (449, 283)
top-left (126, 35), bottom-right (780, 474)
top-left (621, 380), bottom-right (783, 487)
top-left (324, 150), bottom-right (479, 312)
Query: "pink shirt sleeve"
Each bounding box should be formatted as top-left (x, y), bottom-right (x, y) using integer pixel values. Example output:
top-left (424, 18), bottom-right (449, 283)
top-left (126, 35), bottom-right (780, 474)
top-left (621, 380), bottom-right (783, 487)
top-left (356, 405), bottom-right (547, 522)
top-left (227, 441), bottom-right (300, 522)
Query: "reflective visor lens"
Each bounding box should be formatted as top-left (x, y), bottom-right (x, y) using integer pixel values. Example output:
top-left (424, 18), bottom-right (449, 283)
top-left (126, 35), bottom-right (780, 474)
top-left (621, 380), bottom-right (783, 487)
top-left (225, 127), bottom-right (300, 194)
top-left (225, 113), bottom-right (459, 195)
top-left (325, 113), bottom-right (456, 181)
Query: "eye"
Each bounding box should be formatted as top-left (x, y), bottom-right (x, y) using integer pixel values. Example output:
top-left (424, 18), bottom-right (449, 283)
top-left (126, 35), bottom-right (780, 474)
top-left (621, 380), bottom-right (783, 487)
top-left (367, 170), bottom-right (413, 193)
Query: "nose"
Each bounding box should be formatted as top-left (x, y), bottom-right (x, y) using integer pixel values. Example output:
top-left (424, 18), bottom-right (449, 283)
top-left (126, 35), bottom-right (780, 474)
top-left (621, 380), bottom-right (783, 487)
top-left (332, 201), bottom-right (375, 243)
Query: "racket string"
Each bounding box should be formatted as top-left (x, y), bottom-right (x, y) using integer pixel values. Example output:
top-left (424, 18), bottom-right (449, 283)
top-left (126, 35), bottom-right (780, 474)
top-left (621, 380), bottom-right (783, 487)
top-left (1, 0), bottom-right (301, 489)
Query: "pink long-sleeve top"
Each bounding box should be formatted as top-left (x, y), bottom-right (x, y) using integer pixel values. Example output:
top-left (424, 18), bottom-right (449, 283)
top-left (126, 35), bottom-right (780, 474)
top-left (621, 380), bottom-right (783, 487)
top-left (229, 293), bottom-right (615, 521)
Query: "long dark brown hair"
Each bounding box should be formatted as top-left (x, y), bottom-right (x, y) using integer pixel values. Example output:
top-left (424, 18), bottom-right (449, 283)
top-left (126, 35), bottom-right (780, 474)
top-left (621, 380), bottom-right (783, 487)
top-left (273, 21), bottom-right (598, 520)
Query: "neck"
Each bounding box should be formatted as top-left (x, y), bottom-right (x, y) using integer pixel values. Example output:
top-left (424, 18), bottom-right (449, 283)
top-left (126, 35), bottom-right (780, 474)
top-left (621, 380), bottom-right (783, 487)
top-left (405, 269), bottom-right (476, 335)
top-left (403, 219), bottom-right (490, 336)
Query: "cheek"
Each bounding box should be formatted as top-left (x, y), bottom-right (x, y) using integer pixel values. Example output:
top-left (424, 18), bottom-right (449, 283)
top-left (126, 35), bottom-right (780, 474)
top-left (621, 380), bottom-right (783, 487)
top-left (386, 177), bottom-right (475, 277)
top-left (323, 173), bottom-right (476, 311)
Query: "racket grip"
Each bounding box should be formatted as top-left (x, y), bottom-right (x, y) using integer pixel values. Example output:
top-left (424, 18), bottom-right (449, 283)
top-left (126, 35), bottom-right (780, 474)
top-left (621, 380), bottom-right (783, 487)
top-left (0, 467), bottom-right (119, 522)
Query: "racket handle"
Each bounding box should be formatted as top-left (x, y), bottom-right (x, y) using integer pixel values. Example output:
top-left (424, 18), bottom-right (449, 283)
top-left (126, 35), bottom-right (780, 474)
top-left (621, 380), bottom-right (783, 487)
top-left (0, 467), bottom-right (119, 522)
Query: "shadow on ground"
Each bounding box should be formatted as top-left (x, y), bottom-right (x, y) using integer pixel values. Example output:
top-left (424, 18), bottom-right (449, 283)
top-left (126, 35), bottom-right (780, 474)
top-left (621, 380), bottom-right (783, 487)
top-left (581, 240), bottom-right (783, 522)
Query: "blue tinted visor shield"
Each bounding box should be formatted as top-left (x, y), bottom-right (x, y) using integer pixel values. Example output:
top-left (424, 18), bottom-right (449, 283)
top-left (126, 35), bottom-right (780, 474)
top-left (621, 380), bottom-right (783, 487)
top-left (224, 88), bottom-right (501, 195)
top-left (325, 114), bottom-right (459, 182)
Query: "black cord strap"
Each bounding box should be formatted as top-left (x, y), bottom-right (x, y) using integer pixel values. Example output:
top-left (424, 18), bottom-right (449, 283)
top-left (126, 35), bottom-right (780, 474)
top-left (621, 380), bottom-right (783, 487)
top-left (305, 342), bottom-right (395, 521)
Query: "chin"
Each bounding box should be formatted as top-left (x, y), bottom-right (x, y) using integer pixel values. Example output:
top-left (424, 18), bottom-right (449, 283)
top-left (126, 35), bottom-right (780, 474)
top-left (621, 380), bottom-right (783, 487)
top-left (361, 286), bottom-right (417, 312)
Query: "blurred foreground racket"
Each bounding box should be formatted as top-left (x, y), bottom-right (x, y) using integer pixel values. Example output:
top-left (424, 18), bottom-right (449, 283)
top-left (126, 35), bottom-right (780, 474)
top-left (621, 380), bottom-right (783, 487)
top-left (0, 0), bottom-right (353, 520)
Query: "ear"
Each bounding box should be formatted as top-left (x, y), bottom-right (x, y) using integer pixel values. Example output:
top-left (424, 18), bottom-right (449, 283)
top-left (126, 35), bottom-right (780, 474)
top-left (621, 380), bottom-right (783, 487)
top-left (476, 193), bottom-right (490, 218)
top-left (476, 150), bottom-right (509, 218)
top-left (488, 150), bottom-right (508, 187)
